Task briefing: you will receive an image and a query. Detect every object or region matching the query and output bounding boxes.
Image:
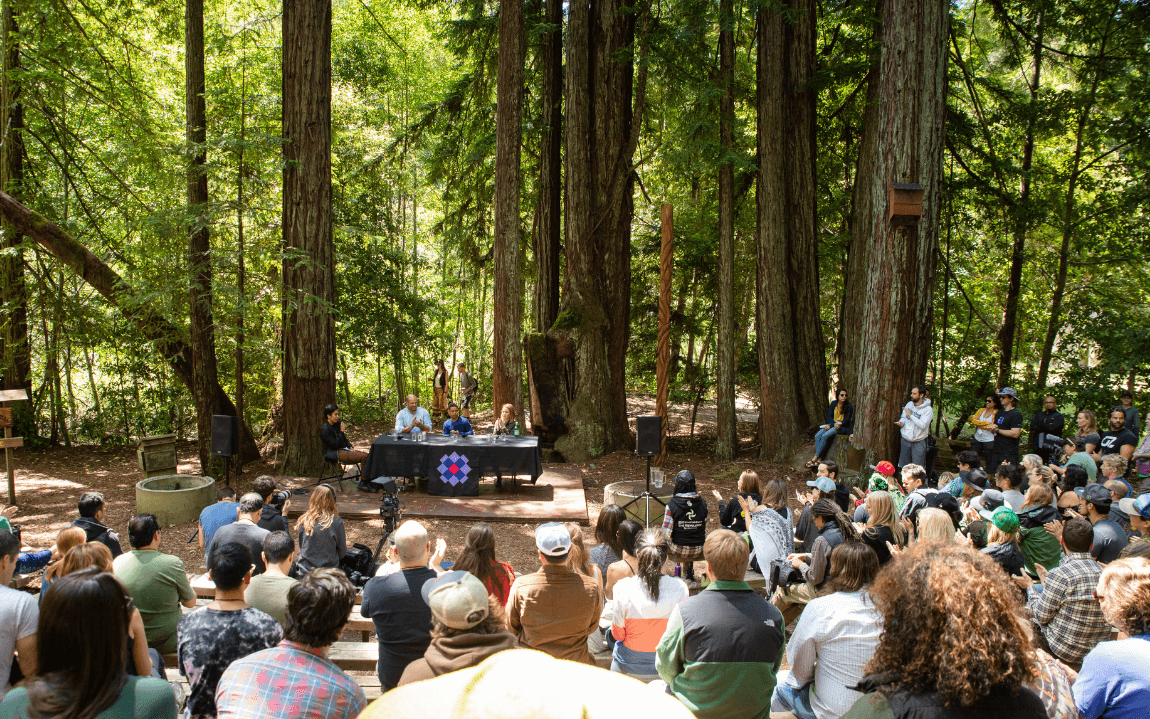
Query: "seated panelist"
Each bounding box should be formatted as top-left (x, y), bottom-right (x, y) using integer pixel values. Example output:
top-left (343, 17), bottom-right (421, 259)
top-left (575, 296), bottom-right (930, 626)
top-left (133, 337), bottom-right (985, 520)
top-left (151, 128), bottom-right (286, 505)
top-left (395, 395), bottom-right (432, 436)
top-left (443, 403), bottom-right (473, 436)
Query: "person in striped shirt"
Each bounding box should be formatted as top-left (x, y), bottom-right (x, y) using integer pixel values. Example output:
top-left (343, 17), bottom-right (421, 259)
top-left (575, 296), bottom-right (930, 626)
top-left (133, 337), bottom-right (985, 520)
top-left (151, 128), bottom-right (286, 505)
top-left (610, 529), bottom-right (690, 681)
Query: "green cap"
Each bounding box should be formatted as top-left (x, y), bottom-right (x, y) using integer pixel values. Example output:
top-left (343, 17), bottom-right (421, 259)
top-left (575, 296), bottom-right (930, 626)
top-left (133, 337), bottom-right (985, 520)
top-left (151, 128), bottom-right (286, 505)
top-left (980, 506), bottom-right (1019, 534)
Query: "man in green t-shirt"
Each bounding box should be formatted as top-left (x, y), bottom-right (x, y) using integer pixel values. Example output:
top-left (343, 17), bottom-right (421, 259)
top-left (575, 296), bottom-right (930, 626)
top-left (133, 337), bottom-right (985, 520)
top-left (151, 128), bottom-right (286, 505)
top-left (244, 531), bottom-right (298, 628)
top-left (113, 513), bottom-right (196, 654)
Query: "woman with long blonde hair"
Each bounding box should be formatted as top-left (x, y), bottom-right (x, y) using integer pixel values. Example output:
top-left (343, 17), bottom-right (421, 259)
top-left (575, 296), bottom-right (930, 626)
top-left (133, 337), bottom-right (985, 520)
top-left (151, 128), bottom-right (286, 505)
top-left (861, 490), bottom-right (905, 565)
top-left (296, 484), bottom-right (346, 573)
top-left (565, 522), bottom-right (603, 590)
top-left (915, 508), bottom-right (956, 543)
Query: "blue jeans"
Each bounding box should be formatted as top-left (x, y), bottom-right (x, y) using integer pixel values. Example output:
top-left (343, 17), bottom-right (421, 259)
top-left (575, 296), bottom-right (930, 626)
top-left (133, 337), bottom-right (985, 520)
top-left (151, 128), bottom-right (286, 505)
top-left (772, 672), bottom-right (816, 719)
top-left (814, 427), bottom-right (838, 459)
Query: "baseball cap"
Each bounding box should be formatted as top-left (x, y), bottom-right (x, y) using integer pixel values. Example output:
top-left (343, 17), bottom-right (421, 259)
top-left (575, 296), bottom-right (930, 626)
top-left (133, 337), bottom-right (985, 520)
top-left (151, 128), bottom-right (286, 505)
top-left (421, 571), bottom-right (490, 630)
top-left (806, 476), bottom-right (836, 494)
top-left (1074, 483), bottom-right (1112, 509)
top-left (925, 491), bottom-right (960, 516)
top-left (875, 461), bottom-right (896, 477)
top-left (1118, 494), bottom-right (1150, 521)
top-left (535, 522), bottom-right (572, 556)
top-left (962, 468), bottom-right (989, 493)
top-left (998, 387), bottom-right (1019, 399)
top-left (980, 506), bottom-right (1020, 534)
top-left (971, 488), bottom-right (1004, 514)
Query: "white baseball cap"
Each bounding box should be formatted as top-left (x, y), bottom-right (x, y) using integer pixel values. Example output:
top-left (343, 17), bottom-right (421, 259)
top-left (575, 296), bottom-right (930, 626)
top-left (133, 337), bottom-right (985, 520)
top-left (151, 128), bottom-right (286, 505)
top-left (535, 522), bottom-right (572, 556)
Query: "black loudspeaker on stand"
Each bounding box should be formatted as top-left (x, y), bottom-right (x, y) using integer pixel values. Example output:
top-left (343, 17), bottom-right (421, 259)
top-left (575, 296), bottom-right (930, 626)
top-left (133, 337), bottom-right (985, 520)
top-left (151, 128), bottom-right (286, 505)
top-left (211, 415), bottom-right (240, 486)
top-left (624, 415), bottom-right (667, 526)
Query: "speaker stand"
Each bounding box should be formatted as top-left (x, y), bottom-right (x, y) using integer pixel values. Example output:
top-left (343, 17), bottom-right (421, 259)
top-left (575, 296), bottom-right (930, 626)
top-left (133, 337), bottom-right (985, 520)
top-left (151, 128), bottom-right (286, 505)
top-left (622, 453), bottom-right (667, 527)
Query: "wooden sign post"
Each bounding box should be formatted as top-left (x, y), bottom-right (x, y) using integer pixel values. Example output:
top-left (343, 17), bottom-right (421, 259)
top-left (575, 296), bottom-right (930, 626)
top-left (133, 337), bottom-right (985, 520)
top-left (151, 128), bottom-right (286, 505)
top-left (0, 389), bottom-right (27, 504)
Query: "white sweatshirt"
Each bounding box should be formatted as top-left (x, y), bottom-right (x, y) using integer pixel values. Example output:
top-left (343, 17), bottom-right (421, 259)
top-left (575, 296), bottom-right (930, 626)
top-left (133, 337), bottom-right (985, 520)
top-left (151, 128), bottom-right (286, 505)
top-left (899, 398), bottom-right (933, 443)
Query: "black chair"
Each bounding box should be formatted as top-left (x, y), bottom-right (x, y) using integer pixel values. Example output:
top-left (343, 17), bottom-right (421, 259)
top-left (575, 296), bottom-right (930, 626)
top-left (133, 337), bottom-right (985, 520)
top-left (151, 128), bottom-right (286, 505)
top-left (318, 454), bottom-right (356, 492)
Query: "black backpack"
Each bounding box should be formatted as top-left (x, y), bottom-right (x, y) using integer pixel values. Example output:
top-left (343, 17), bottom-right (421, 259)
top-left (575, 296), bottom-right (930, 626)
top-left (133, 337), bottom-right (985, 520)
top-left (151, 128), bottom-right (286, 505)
top-left (339, 543), bottom-right (379, 586)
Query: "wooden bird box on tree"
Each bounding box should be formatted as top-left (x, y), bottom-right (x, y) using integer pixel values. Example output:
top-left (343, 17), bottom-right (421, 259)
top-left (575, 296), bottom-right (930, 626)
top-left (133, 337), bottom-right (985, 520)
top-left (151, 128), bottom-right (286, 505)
top-left (889, 182), bottom-right (924, 226)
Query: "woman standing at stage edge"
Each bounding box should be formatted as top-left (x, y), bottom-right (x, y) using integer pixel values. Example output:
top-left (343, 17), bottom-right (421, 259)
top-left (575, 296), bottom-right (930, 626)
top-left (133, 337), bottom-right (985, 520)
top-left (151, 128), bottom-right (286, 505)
top-left (430, 360), bottom-right (449, 424)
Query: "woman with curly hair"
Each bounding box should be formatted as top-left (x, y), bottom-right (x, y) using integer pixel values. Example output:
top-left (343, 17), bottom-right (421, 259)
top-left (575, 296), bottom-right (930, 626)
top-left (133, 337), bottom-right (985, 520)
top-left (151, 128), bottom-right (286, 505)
top-left (841, 542), bottom-right (1046, 718)
top-left (1071, 556), bottom-right (1150, 718)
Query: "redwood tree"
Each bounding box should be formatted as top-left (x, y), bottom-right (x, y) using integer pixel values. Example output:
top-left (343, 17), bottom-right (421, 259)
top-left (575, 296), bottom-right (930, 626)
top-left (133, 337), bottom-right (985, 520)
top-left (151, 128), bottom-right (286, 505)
top-left (493, 0), bottom-right (525, 427)
top-left (838, 0), bottom-right (948, 467)
top-left (531, 0), bottom-right (562, 333)
top-left (281, 0), bottom-right (336, 476)
top-left (714, 0), bottom-right (736, 462)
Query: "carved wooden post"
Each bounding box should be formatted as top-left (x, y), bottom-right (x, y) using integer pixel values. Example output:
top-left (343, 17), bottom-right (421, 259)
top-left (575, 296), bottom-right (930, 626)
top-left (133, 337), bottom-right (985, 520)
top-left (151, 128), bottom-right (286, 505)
top-left (655, 204), bottom-right (672, 467)
top-left (0, 389), bottom-right (27, 503)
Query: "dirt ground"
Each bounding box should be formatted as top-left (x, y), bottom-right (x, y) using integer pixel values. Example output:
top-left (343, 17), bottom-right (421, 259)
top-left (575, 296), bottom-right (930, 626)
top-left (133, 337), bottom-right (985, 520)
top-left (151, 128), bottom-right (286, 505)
top-left (6, 397), bottom-right (813, 588)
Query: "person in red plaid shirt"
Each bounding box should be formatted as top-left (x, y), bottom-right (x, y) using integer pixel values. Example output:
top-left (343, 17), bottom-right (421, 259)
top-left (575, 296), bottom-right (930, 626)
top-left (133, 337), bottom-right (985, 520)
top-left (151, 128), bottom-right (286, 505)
top-left (215, 568), bottom-right (367, 719)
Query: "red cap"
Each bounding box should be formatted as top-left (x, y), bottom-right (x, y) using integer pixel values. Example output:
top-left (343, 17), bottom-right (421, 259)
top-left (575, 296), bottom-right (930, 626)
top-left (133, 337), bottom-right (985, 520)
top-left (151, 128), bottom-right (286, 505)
top-left (876, 460), bottom-right (896, 476)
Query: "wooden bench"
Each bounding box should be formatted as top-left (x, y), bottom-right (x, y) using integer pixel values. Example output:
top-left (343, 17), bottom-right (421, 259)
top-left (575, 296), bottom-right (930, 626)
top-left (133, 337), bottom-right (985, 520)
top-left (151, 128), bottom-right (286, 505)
top-left (182, 599), bottom-right (375, 640)
top-left (163, 641), bottom-right (379, 675)
top-left (190, 574), bottom-right (363, 602)
top-left (165, 665), bottom-right (385, 701)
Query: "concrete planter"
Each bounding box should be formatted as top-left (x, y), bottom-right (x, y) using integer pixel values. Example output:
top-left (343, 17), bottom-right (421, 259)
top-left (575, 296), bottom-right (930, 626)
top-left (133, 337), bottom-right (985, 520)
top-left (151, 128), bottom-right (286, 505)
top-left (602, 479), bottom-right (674, 527)
top-left (135, 475), bottom-right (215, 526)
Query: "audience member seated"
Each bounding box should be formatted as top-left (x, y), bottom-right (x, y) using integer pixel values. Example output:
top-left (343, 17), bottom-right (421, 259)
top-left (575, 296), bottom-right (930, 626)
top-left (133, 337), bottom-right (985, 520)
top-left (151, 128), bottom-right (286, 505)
top-left (915, 507), bottom-right (957, 544)
top-left (1017, 483), bottom-right (1063, 580)
top-left (945, 449), bottom-right (983, 497)
top-left (70, 491), bottom-right (123, 558)
top-left (598, 519), bottom-right (642, 653)
top-left (0, 531), bottom-right (36, 699)
top-left (776, 500), bottom-right (862, 624)
top-left (896, 463), bottom-right (936, 528)
top-left (1119, 493), bottom-right (1150, 559)
top-left (397, 571), bottom-right (518, 686)
top-left (295, 483), bottom-right (347, 573)
top-left (37, 526), bottom-right (86, 602)
top-left (609, 529), bottom-right (689, 682)
top-left (818, 460), bottom-right (852, 513)
top-left (215, 568), bottom-right (367, 718)
top-left (1104, 480), bottom-right (1131, 534)
top-left (1051, 436), bottom-right (1096, 484)
top-left (1071, 556), bottom-right (1150, 719)
top-left (1022, 518), bottom-right (1109, 670)
top-left (995, 463), bottom-right (1026, 511)
top-left (711, 470), bottom-right (762, 533)
top-left (842, 542), bottom-right (1046, 718)
top-left (565, 521), bottom-right (604, 589)
top-left (976, 506), bottom-right (1026, 577)
top-left (56, 542), bottom-right (155, 677)
top-left (442, 402), bottom-right (473, 436)
top-left (740, 478), bottom-right (794, 573)
top-left (244, 531), bottom-right (298, 628)
top-left (662, 470), bottom-right (708, 585)
top-left (656, 529), bottom-right (785, 719)
top-left (808, 388), bottom-right (854, 466)
top-left (0, 507), bottom-right (52, 577)
top-left (359, 649), bottom-right (695, 719)
top-left (588, 505), bottom-right (625, 581)
top-left (860, 490), bottom-right (905, 565)
top-left (798, 476), bottom-right (837, 550)
top-left (197, 487), bottom-right (238, 553)
top-left (361, 520), bottom-right (440, 691)
top-left (207, 493), bottom-right (271, 577)
top-left (0, 568), bottom-right (177, 718)
top-left (252, 476), bottom-right (289, 533)
top-left (773, 542), bottom-right (882, 719)
top-left (1074, 484), bottom-right (1125, 564)
top-left (506, 522), bottom-right (603, 664)
top-left (452, 523), bottom-right (516, 607)
top-left (114, 514), bottom-right (196, 654)
top-left (177, 542), bottom-right (282, 718)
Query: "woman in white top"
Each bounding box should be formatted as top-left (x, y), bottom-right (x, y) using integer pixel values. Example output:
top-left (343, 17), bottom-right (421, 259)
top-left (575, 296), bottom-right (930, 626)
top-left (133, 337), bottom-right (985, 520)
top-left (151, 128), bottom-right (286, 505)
top-left (968, 394), bottom-right (1001, 468)
top-left (610, 529), bottom-right (689, 681)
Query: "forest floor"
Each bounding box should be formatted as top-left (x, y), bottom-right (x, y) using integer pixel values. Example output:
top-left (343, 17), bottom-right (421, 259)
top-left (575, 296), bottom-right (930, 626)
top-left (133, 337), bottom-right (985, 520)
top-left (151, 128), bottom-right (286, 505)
top-left (6, 393), bottom-right (814, 588)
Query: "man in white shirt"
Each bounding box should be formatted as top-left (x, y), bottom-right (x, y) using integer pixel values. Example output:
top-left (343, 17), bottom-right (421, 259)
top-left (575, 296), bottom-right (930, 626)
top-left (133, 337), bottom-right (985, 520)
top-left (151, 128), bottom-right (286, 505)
top-left (394, 395), bottom-right (432, 438)
top-left (0, 530), bottom-right (36, 698)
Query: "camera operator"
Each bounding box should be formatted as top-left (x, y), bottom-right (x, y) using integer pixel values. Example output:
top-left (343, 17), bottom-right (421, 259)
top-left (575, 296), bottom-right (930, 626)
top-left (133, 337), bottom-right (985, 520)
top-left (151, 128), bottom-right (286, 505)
top-left (253, 476), bottom-right (290, 533)
top-left (1049, 436), bottom-right (1097, 484)
top-left (1030, 395), bottom-right (1065, 464)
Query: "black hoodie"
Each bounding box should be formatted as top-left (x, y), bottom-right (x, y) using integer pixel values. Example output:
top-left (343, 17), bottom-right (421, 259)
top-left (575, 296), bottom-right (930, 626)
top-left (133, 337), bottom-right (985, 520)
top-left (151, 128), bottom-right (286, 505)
top-left (257, 504), bottom-right (288, 533)
top-left (70, 516), bottom-right (123, 558)
top-left (666, 471), bottom-right (708, 547)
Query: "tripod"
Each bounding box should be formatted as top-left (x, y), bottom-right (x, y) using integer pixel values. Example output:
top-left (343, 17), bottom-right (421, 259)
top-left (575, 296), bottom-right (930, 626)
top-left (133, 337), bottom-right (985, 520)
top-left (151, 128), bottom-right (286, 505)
top-left (622, 453), bottom-right (667, 527)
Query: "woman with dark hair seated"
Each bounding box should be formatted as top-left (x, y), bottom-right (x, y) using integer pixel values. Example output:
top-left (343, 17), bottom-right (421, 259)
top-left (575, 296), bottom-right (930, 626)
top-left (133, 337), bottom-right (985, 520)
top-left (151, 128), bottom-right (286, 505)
top-left (596, 519), bottom-right (643, 653)
top-left (589, 504), bottom-right (626, 580)
top-left (661, 471), bottom-right (708, 586)
top-left (452, 523), bottom-right (516, 606)
top-left (840, 542), bottom-right (1046, 718)
top-left (0, 567), bottom-right (177, 718)
top-left (740, 478), bottom-right (794, 574)
top-left (610, 530), bottom-right (689, 682)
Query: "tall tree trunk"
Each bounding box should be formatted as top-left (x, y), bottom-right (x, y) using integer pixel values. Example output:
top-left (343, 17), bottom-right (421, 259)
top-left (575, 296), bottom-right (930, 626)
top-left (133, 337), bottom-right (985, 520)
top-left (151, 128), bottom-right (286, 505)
top-left (532, 0), bottom-right (562, 333)
top-left (714, 0), bottom-right (736, 462)
top-left (995, 14), bottom-right (1043, 389)
top-left (281, 0), bottom-right (336, 476)
top-left (0, 1), bottom-right (31, 436)
top-left (838, 0), bottom-right (948, 467)
top-left (493, 0), bottom-right (525, 427)
top-left (755, 0), bottom-right (825, 460)
top-left (186, 0), bottom-right (223, 474)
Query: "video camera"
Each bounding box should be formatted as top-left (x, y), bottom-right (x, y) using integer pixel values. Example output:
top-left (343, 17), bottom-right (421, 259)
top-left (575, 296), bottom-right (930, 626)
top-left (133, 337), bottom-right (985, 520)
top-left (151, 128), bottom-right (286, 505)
top-left (371, 477), bottom-right (403, 561)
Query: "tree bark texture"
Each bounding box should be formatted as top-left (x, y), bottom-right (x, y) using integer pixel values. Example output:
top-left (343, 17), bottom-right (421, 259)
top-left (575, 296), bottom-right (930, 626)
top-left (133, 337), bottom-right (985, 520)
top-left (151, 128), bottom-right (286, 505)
top-left (0, 1), bottom-right (31, 435)
top-left (838, 0), bottom-right (948, 467)
top-left (493, 0), bottom-right (525, 428)
top-left (532, 0), bottom-right (562, 333)
top-left (714, 0), bottom-right (736, 462)
top-left (755, 0), bottom-right (825, 460)
top-left (186, 0), bottom-right (223, 474)
top-left (0, 190), bottom-right (261, 460)
top-left (281, 0), bottom-right (336, 476)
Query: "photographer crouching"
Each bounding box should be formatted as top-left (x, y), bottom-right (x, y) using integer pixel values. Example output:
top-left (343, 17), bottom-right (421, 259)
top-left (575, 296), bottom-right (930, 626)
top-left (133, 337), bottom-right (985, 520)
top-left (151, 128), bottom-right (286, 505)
top-left (253, 475), bottom-right (292, 533)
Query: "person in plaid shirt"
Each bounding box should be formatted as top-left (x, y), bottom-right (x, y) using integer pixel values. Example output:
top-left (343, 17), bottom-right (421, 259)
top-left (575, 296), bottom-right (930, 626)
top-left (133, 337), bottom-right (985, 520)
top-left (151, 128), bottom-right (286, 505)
top-left (215, 568), bottom-right (367, 719)
top-left (1023, 518), bottom-right (1110, 669)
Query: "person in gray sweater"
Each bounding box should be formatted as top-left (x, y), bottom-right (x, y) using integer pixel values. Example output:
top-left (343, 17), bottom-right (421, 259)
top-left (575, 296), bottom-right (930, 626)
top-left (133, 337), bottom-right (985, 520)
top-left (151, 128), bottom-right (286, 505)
top-left (208, 493), bottom-right (271, 575)
top-left (296, 484), bottom-right (347, 573)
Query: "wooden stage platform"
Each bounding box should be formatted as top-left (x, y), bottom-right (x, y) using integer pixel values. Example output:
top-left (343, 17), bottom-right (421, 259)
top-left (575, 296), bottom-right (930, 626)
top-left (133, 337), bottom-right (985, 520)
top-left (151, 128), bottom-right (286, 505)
top-left (276, 465), bottom-right (588, 524)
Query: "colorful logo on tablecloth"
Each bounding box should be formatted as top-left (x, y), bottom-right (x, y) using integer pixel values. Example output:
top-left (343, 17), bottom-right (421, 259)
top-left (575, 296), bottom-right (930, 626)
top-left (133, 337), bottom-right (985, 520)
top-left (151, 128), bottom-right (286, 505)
top-left (438, 452), bottom-right (471, 486)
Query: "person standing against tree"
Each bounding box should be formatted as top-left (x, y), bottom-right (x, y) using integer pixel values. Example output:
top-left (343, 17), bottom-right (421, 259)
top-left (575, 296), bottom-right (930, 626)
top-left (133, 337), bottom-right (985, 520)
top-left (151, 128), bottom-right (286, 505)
top-left (457, 363), bottom-right (478, 419)
top-left (988, 387), bottom-right (1024, 473)
top-left (1030, 395), bottom-right (1065, 464)
top-left (895, 385), bottom-right (933, 470)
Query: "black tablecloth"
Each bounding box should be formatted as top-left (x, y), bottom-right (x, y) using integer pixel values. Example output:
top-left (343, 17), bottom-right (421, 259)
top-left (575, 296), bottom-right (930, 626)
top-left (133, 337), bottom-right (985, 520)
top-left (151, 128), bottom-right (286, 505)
top-left (363, 434), bottom-right (543, 497)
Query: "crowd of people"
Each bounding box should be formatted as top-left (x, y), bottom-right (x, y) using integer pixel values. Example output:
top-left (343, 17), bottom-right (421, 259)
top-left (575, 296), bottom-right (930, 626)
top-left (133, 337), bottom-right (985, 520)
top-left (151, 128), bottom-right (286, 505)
top-left (1, 386), bottom-right (1149, 718)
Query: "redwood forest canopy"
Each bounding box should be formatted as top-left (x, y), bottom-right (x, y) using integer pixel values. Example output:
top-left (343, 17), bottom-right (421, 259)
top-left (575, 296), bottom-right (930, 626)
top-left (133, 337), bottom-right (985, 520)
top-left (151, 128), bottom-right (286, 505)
top-left (0, 0), bottom-right (1148, 475)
